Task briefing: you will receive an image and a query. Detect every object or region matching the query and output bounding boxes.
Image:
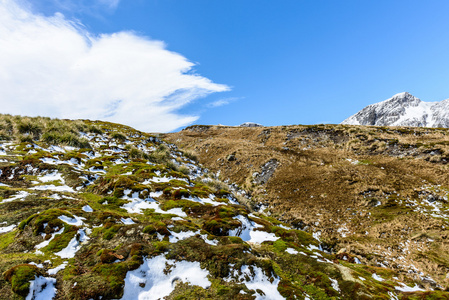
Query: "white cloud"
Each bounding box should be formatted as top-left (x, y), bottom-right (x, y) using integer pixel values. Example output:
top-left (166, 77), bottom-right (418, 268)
top-left (0, 0), bottom-right (229, 132)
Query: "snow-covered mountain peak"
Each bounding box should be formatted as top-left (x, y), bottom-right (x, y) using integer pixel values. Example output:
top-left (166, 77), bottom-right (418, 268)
top-left (341, 92), bottom-right (448, 128)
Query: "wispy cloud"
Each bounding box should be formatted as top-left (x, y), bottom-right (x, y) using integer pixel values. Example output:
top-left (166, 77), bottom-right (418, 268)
top-left (30, 0), bottom-right (121, 14)
top-left (207, 97), bottom-right (241, 108)
top-left (97, 0), bottom-right (120, 10)
top-left (0, 0), bottom-right (229, 132)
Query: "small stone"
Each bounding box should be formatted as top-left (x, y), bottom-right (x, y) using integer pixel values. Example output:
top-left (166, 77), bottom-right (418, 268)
top-left (337, 248), bottom-right (347, 255)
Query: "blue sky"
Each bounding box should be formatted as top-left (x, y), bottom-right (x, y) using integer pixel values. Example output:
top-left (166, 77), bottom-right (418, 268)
top-left (2, 0), bottom-right (449, 131)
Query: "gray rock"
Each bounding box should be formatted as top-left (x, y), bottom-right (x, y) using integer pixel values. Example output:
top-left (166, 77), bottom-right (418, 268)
top-left (253, 159), bottom-right (279, 185)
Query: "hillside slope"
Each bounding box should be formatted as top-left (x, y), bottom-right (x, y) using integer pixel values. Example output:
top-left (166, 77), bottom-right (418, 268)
top-left (0, 115), bottom-right (440, 299)
top-left (165, 123), bottom-right (449, 293)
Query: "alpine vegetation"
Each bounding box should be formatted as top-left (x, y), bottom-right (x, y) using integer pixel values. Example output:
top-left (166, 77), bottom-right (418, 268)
top-left (0, 115), bottom-right (447, 299)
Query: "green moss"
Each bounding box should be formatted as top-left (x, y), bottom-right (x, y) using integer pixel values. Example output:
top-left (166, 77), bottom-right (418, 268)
top-left (217, 206), bottom-right (236, 219)
top-left (153, 240), bottom-right (171, 253)
top-left (227, 236), bottom-right (243, 244)
top-left (0, 230), bottom-right (16, 250)
top-left (99, 196), bottom-right (127, 208)
top-left (32, 209), bottom-right (72, 235)
top-left (273, 239), bottom-right (288, 253)
top-left (143, 225), bottom-right (156, 234)
top-left (103, 224), bottom-right (122, 240)
top-left (159, 199), bottom-right (200, 212)
top-left (18, 214), bottom-right (36, 230)
top-left (203, 218), bottom-right (238, 236)
top-left (45, 227), bottom-right (77, 252)
top-left (3, 264), bottom-right (40, 297)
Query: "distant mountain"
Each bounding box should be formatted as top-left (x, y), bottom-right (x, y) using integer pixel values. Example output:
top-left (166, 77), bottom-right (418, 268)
top-left (239, 122), bottom-right (263, 127)
top-left (341, 92), bottom-right (449, 127)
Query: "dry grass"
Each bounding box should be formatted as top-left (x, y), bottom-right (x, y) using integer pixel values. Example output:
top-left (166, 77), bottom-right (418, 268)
top-left (0, 114), bottom-right (101, 148)
top-left (165, 124), bottom-right (449, 286)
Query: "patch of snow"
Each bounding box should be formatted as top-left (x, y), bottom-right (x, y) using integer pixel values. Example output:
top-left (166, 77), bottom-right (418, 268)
top-left (35, 228), bottom-right (64, 250)
top-left (2, 190), bottom-right (29, 202)
top-left (149, 191), bottom-right (163, 198)
top-left (26, 275), bottom-right (56, 300)
top-left (144, 176), bottom-right (189, 184)
top-left (249, 230), bottom-right (279, 243)
top-left (40, 157), bottom-right (62, 165)
top-left (306, 245), bottom-right (322, 254)
top-left (122, 195), bottom-right (187, 217)
top-left (55, 228), bottom-right (89, 258)
top-left (230, 265), bottom-right (283, 300)
top-left (0, 224), bottom-right (16, 233)
top-left (58, 215), bottom-right (85, 226)
top-left (285, 248), bottom-right (298, 255)
top-left (47, 261), bottom-right (68, 275)
top-left (31, 184), bottom-right (75, 193)
top-left (330, 278), bottom-right (340, 292)
top-left (277, 224), bottom-right (291, 230)
top-left (50, 194), bottom-right (61, 200)
top-left (29, 262), bottom-right (44, 268)
top-left (372, 273), bottom-right (384, 281)
top-left (121, 255), bottom-right (211, 300)
top-left (183, 194), bottom-right (224, 206)
top-left (121, 217), bottom-right (135, 225)
top-left (229, 215), bottom-right (279, 244)
top-left (38, 171), bottom-right (63, 183)
top-left (147, 176), bottom-right (171, 183)
top-left (200, 234), bottom-right (218, 246)
top-left (82, 205), bottom-right (93, 212)
top-left (337, 225), bottom-right (350, 238)
top-left (169, 230), bottom-right (199, 243)
top-left (88, 167), bottom-right (106, 174)
top-left (395, 282), bottom-right (425, 292)
top-left (163, 207), bottom-right (186, 218)
top-left (346, 158), bottom-right (359, 165)
top-left (388, 291), bottom-right (399, 300)
top-left (48, 145), bottom-right (66, 153)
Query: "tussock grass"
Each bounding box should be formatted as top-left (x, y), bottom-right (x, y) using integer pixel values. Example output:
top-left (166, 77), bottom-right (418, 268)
top-left (0, 114), bottom-right (101, 148)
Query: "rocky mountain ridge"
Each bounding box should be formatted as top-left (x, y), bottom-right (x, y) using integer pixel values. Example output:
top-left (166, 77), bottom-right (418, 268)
top-left (341, 92), bottom-right (449, 128)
